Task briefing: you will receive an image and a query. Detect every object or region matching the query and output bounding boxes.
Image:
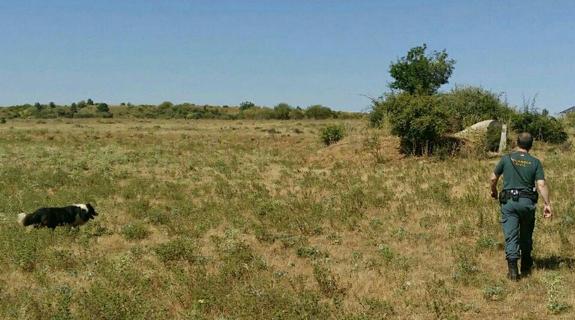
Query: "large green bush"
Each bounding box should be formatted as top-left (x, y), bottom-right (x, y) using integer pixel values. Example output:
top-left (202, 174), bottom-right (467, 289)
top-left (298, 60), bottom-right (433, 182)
top-left (273, 103), bottom-right (292, 120)
top-left (563, 112), bottom-right (575, 129)
top-left (239, 101), bottom-right (256, 110)
top-left (369, 89), bottom-right (515, 155)
top-left (441, 86), bottom-right (511, 130)
top-left (511, 109), bottom-right (568, 144)
top-left (369, 98), bottom-right (387, 128)
top-left (306, 105), bottom-right (334, 119)
top-left (384, 93), bottom-right (451, 155)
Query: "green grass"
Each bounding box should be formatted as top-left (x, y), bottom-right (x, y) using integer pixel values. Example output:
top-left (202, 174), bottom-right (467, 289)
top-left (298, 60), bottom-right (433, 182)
top-left (0, 118), bottom-right (574, 319)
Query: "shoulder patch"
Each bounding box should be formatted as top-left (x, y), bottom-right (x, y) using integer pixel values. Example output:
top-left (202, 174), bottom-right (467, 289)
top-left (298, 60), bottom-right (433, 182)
top-left (73, 204), bottom-right (88, 211)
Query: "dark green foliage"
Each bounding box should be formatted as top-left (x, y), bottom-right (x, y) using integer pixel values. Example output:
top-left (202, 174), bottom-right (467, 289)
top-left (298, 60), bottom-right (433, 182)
top-left (273, 103), bottom-right (292, 120)
top-left (87, 99), bottom-right (94, 105)
top-left (320, 124), bottom-right (345, 146)
top-left (0, 118), bottom-right (5, 124)
top-left (290, 107), bottom-right (305, 119)
top-left (485, 121), bottom-right (505, 152)
top-left (306, 105), bottom-right (334, 119)
top-left (158, 101), bottom-right (173, 109)
top-left (371, 46), bottom-right (514, 156)
top-left (563, 112), bottom-right (575, 128)
top-left (368, 100), bottom-right (386, 127)
top-left (371, 88), bottom-right (512, 155)
top-left (0, 101), bottom-right (356, 120)
top-left (385, 93), bottom-right (450, 155)
top-left (441, 86), bottom-right (511, 130)
top-left (239, 101), bottom-right (256, 110)
top-left (511, 109), bottom-right (568, 144)
top-left (96, 103), bottom-right (110, 113)
top-left (389, 44), bottom-right (455, 95)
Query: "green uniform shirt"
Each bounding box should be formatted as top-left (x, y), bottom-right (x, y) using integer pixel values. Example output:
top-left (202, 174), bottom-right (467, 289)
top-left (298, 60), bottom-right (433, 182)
top-left (494, 151), bottom-right (545, 191)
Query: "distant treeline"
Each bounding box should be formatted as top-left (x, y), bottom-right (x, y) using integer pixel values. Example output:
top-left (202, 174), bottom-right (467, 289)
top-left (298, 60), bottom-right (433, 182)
top-left (0, 100), bottom-right (363, 120)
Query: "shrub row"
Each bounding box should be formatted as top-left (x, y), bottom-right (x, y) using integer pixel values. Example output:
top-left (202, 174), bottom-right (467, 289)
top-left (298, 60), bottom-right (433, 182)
top-left (0, 101), bottom-right (362, 120)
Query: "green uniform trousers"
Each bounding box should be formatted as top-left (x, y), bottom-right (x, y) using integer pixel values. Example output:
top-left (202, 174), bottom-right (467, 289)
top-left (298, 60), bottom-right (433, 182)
top-left (500, 197), bottom-right (536, 260)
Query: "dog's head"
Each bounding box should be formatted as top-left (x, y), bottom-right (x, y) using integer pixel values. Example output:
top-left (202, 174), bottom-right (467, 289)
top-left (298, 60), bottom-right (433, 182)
top-left (86, 203), bottom-right (97, 218)
top-left (78, 203), bottom-right (98, 221)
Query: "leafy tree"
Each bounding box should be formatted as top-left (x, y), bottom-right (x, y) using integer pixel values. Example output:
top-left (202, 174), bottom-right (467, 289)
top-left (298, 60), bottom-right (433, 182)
top-left (34, 102), bottom-right (43, 111)
top-left (158, 101), bottom-right (174, 109)
top-left (273, 103), bottom-right (292, 120)
top-left (49, 102), bottom-right (56, 108)
top-left (77, 100), bottom-right (87, 108)
top-left (97, 103), bottom-right (110, 113)
top-left (389, 44), bottom-right (455, 95)
top-left (87, 99), bottom-right (94, 106)
top-left (239, 101), bottom-right (256, 111)
top-left (305, 105), bottom-right (334, 119)
top-left (289, 107), bottom-right (305, 120)
top-left (70, 103), bottom-right (78, 113)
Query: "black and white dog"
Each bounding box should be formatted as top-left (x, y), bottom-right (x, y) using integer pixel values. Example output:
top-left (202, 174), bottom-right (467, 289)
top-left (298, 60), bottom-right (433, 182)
top-left (17, 204), bottom-right (98, 229)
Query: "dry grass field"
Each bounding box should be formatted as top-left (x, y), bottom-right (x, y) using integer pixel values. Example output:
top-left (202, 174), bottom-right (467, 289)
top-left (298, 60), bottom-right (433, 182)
top-left (0, 118), bottom-right (574, 319)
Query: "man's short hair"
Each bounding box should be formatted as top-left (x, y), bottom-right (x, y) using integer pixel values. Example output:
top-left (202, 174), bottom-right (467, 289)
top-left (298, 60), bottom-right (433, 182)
top-left (517, 132), bottom-right (533, 150)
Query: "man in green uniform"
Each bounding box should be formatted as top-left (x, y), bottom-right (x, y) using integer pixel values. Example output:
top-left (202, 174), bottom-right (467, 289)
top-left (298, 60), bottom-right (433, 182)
top-left (490, 132), bottom-right (552, 281)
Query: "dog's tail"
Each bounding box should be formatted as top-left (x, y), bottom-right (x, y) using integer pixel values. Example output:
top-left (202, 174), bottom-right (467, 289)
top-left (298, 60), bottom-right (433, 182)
top-left (17, 212), bottom-right (37, 227)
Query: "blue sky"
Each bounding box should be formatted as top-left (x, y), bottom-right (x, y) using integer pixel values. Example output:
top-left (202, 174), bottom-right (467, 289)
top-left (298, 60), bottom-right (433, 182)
top-left (0, 0), bottom-right (573, 112)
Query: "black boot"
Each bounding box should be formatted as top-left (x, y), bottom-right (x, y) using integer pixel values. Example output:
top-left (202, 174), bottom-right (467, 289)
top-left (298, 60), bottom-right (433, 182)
top-left (521, 254), bottom-right (533, 276)
top-left (507, 259), bottom-right (519, 281)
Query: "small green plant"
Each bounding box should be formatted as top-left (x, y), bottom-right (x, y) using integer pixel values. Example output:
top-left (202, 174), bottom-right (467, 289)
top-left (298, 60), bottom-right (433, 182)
top-left (313, 264), bottom-right (346, 298)
top-left (543, 272), bottom-right (571, 315)
top-left (452, 244), bottom-right (479, 284)
top-left (377, 244), bottom-right (395, 263)
top-left (297, 246), bottom-right (328, 260)
top-left (0, 118), bottom-right (6, 124)
top-left (363, 132), bottom-right (386, 163)
top-left (121, 223), bottom-right (149, 240)
top-left (475, 235), bottom-right (498, 252)
top-left (154, 237), bottom-right (197, 263)
top-left (483, 284), bottom-right (506, 301)
top-left (320, 124), bottom-right (345, 146)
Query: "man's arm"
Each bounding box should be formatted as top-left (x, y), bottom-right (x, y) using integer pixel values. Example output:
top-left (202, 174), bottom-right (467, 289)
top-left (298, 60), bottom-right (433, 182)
top-left (536, 179), bottom-right (552, 218)
top-left (490, 173), bottom-right (500, 199)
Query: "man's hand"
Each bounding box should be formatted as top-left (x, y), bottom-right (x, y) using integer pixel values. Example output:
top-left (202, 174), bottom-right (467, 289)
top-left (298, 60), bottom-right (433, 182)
top-left (536, 180), bottom-right (552, 218)
top-left (543, 204), bottom-right (552, 218)
top-left (490, 173), bottom-right (500, 200)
